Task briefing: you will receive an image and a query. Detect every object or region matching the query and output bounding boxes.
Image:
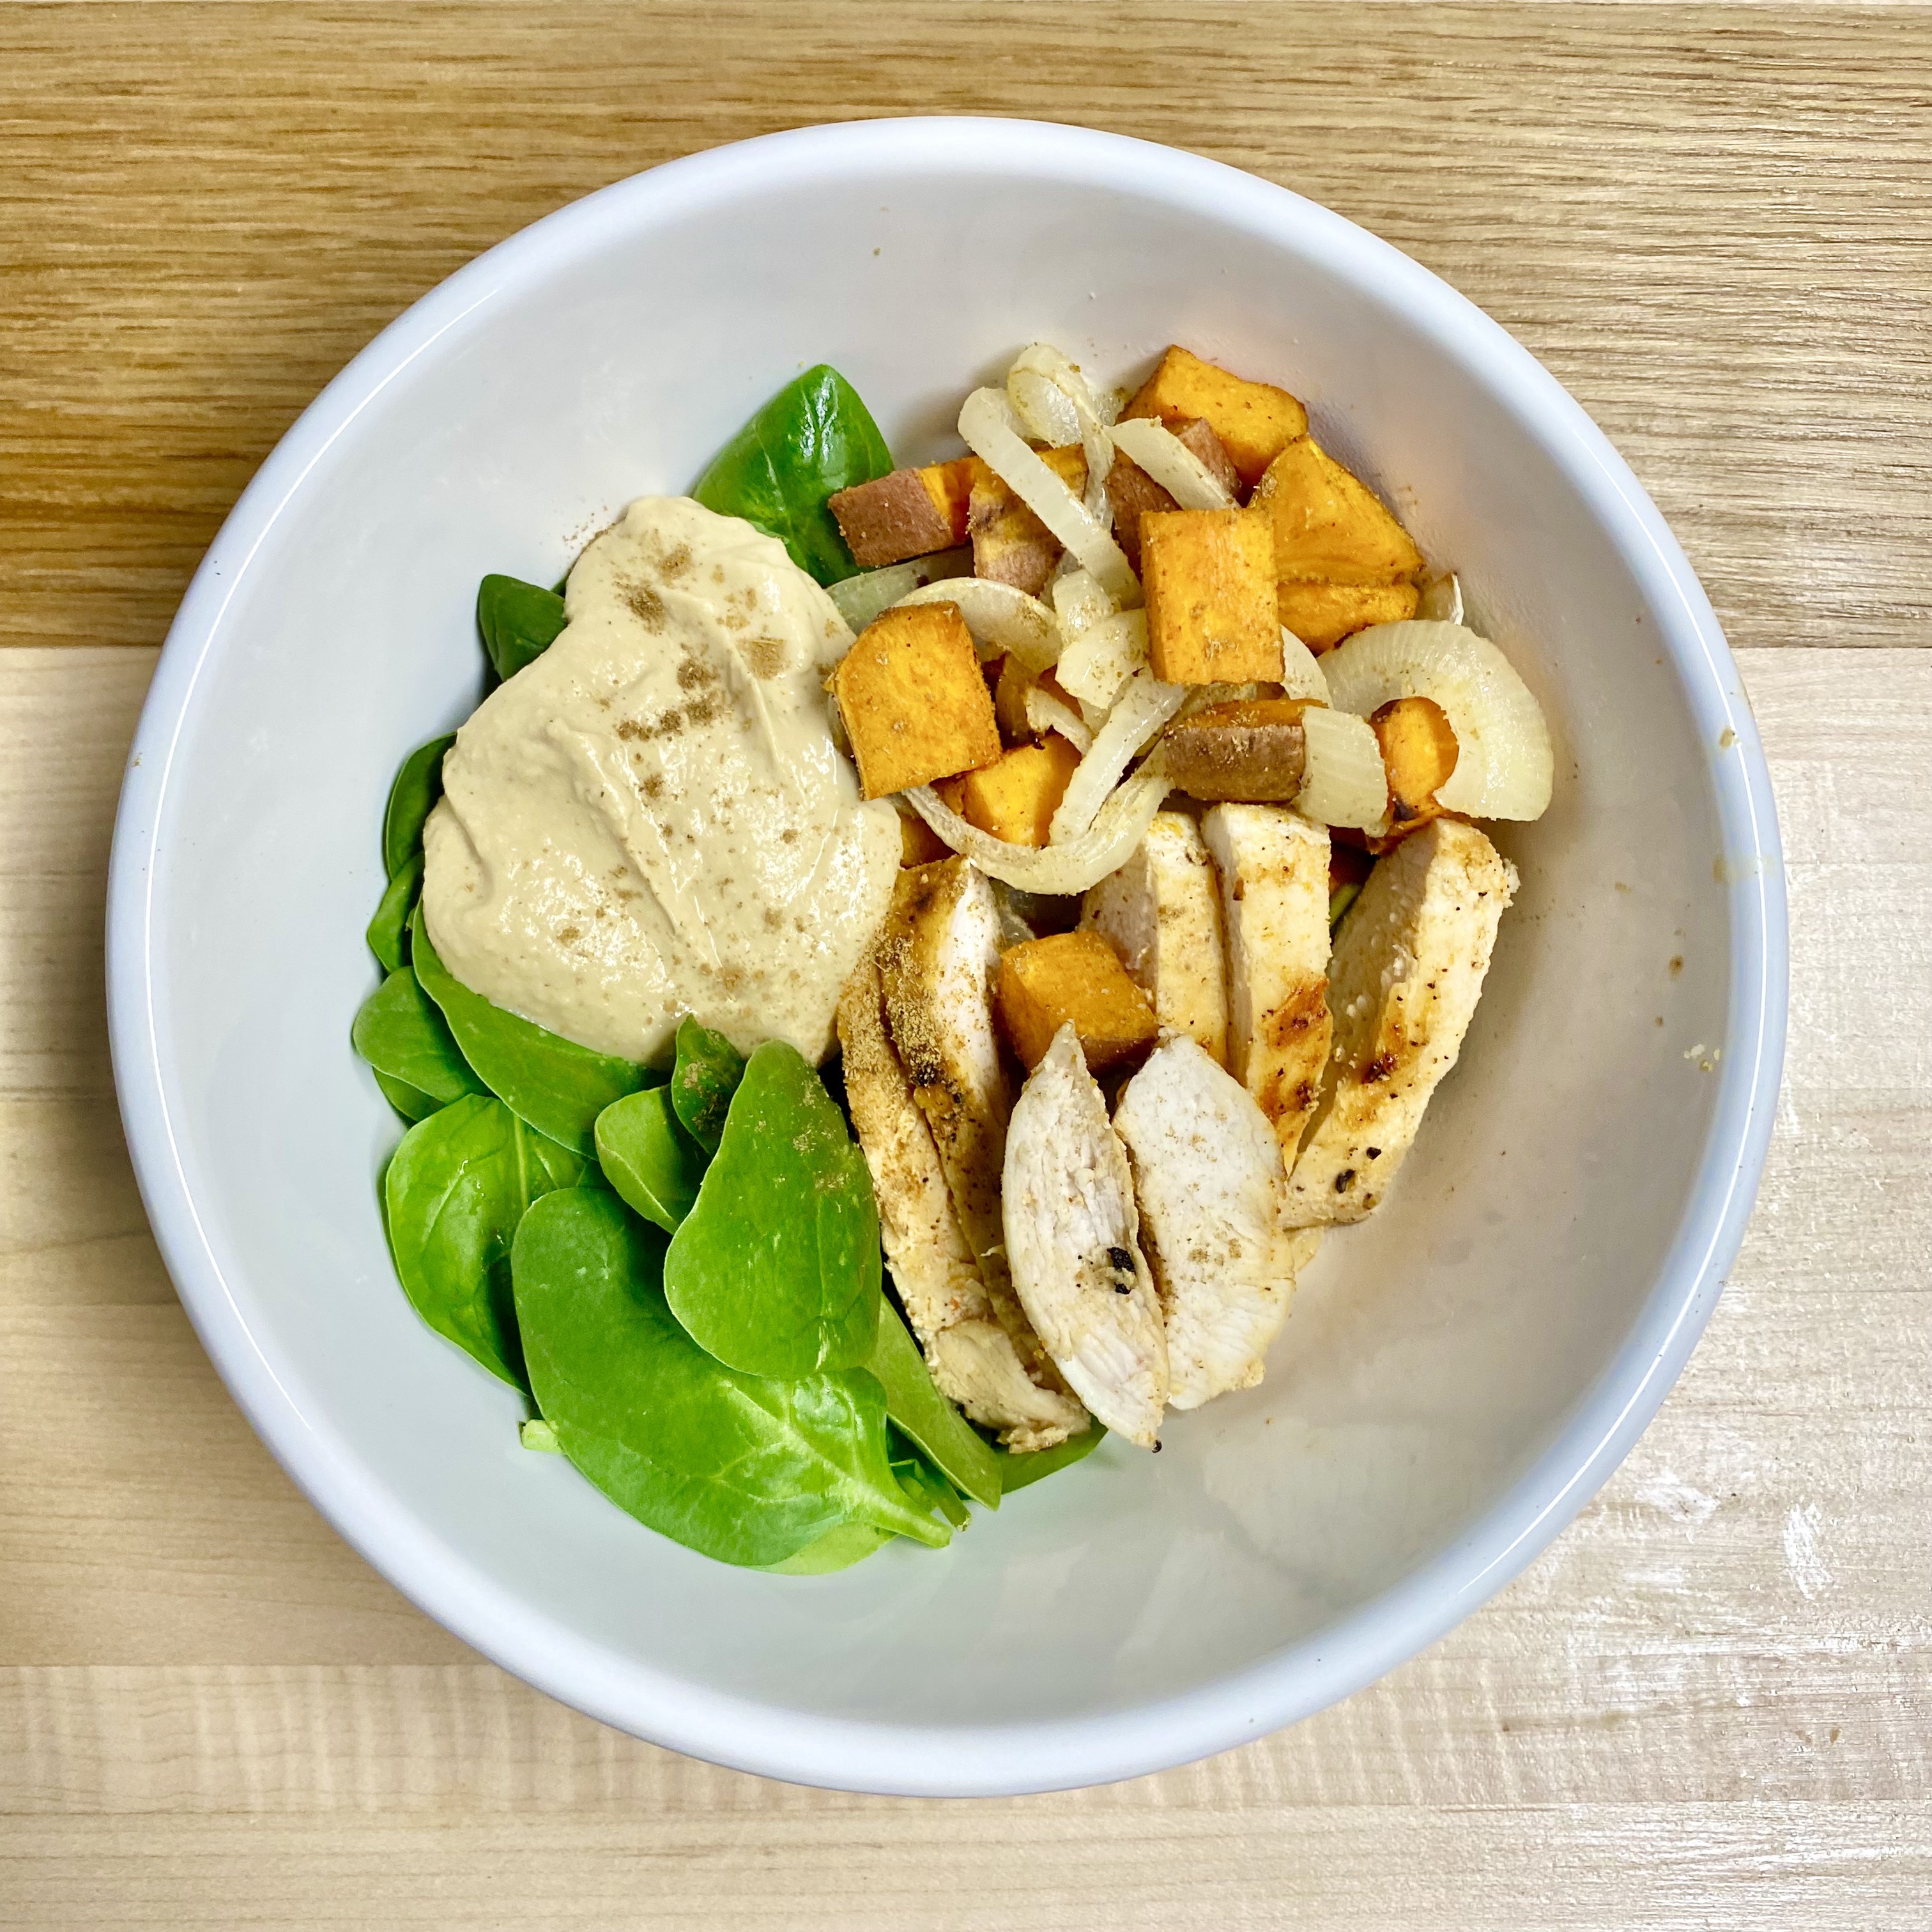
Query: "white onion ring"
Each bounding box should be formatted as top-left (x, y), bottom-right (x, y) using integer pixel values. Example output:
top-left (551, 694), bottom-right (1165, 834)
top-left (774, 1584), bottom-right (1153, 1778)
top-left (1294, 705), bottom-right (1388, 830)
top-left (1055, 610), bottom-right (1149, 712)
top-left (1278, 627), bottom-right (1331, 703)
top-left (1009, 344), bottom-right (1117, 529)
top-left (1050, 670), bottom-right (1188, 845)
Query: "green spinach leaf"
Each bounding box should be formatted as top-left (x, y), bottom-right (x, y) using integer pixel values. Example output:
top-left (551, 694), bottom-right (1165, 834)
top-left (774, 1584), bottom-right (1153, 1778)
top-left (353, 967), bottom-right (487, 1113)
top-left (760, 1521), bottom-right (893, 1575)
top-left (691, 365), bottom-right (893, 585)
top-left (384, 1093), bottom-right (590, 1392)
top-left (383, 734), bottom-right (457, 880)
top-left (670, 1016), bottom-right (745, 1154)
top-left (477, 574), bottom-right (569, 684)
top-left (372, 1068), bottom-right (440, 1122)
top-left (410, 904), bottom-right (646, 1155)
top-left (890, 1438), bottom-right (972, 1531)
top-left (512, 1188), bottom-right (947, 1567)
top-left (867, 1300), bottom-right (1002, 1509)
top-left (594, 1087), bottom-right (709, 1233)
top-left (663, 1042), bottom-right (880, 1379)
top-left (998, 1425), bottom-right (1106, 1494)
top-left (367, 849), bottom-right (424, 973)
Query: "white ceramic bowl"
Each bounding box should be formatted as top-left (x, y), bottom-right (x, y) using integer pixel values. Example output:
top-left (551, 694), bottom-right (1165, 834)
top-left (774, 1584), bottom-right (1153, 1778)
top-left (108, 119), bottom-right (1785, 1796)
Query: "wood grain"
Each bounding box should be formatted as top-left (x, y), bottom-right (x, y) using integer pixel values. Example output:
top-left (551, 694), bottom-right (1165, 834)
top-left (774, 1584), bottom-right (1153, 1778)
top-left (2, 3), bottom-right (1929, 661)
top-left (4, 4), bottom-right (1931, 1928)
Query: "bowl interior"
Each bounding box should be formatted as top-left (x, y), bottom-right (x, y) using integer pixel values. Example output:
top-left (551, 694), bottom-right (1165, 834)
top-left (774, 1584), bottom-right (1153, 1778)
top-left (116, 123), bottom-right (1770, 1792)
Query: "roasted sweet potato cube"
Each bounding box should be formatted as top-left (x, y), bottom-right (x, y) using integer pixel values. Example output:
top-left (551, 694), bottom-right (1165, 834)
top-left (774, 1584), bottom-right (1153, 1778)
top-left (830, 602), bottom-right (1001, 799)
top-left (1276, 578), bottom-right (1421, 652)
top-left (1160, 698), bottom-right (1309, 802)
top-left (829, 458), bottom-right (976, 569)
top-left (1122, 347), bottom-right (1308, 488)
top-left (1372, 696), bottom-right (1460, 834)
top-left (968, 447), bottom-right (1087, 595)
top-left (1255, 437), bottom-right (1424, 584)
top-left (895, 801), bottom-right (953, 866)
top-left (1141, 506), bottom-right (1284, 685)
top-left (995, 930), bottom-right (1160, 1073)
top-left (1103, 417), bottom-right (1243, 569)
top-left (933, 735), bottom-right (1082, 847)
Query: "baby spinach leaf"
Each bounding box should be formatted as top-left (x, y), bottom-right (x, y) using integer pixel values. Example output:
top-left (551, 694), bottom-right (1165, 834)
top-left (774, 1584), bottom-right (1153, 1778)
top-left (998, 1425), bottom-right (1106, 1494)
top-left (410, 904), bottom-right (646, 1155)
top-left (691, 365), bottom-right (893, 585)
top-left (890, 1436), bottom-right (972, 1532)
top-left (372, 1068), bottom-right (440, 1122)
top-left (512, 1188), bottom-right (947, 1567)
top-left (353, 967), bottom-right (487, 1113)
top-left (670, 1016), bottom-right (745, 1154)
top-left (760, 1521), bottom-right (891, 1575)
top-left (383, 734), bottom-right (457, 880)
top-left (383, 1093), bottom-right (590, 1392)
top-left (367, 850), bottom-right (424, 973)
top-left (868, 1300), bottom-right (1002, 1510)
top-left (663, 1041), bottom-right (880, 1379)
top-left (594, 1087), bottom-right (709, 1233)
top-left (477, 574), bottom-right (569, 683)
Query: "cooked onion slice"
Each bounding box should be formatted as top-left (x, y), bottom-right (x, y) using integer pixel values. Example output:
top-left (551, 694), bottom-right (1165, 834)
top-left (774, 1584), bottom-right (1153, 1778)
top-left (1416, 572), bottom-right (1464, 625)
top-left (1278, 626), bottom-right (1331, 703)
top-left (1050, 567), bottom-right (1116, 638)
top-left (1108, 417), bottom-right (1236, 510)
top-left (1321, 619), bottom-right (1552, 820)
top-left (1024, 682), bottom-right (1093, 753)
top-left (1055, 610), bottom-right (1149, 712)
top-left (891, 577), bottom-right (1061, 674)
top-left (1009, 344), bottom-right (1118, 527)
top-left (907, 756), bottom-right (1174, 894)
top-left (1050, 669), bottom-right (1188, 845)
top-left (959, 387), bottom-right (1138, 608)
top-left (829, 547), bottom-right (973, 634)
top-left (1294, 705), bottom-right (1389, 830)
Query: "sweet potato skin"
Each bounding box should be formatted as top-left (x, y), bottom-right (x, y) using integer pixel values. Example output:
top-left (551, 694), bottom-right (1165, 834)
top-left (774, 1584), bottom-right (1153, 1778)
top-left (830, 602), bottom-right (1002, 799)
top-left (1103, 417), bottom-right (1243, 569)
top-left (1121, 347), bottom-right (1308, 488)
top-left (1160, 698), bottom-right (1309, 802)
top-left (1275, 578), bottom-right (1421, 651)
top-left (933, 735), bottom-right (1082, 847)
top-left (995, 930), bottom-right (1160, 1073)
top-left (967, 446), bottom-right (1087, 595)
top-left (1140, 506), bottom-right (1284, 686)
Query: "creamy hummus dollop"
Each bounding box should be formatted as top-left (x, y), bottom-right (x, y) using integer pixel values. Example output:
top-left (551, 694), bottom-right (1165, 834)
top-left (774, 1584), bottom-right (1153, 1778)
top-left (422, 496), bottom-right (900, 1065)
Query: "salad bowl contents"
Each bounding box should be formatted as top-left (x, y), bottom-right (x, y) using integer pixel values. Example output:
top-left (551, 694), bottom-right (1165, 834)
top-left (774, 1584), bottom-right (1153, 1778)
top-left (355, 340), bottom-right (1553, 1570)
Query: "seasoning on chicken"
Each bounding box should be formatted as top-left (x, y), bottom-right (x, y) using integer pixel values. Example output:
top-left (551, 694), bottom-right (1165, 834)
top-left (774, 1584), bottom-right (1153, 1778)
top-left (1003, 1024), bottom-right (1169, 1446)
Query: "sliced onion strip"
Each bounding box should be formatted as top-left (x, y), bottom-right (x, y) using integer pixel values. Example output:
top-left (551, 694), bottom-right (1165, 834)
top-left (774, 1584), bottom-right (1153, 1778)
top-left (959, 387), bottom-right (1138, 608)
top-left (1108, 417), bottom-right (1236, 510)
top-left (890, 577), bottom-right (1061, 674)
top-left (1023, 683), bottom-right (1093, 753)
top-left (1009, 344), bottom-right (1117, 528)
top-left (1055, 608), bottom-right (1149, 711)
top-left (1416, 572), bottom-right (1465, 625)
top-left (907, 757), bottom-right (1173, 894)
top-left (1295, 705), bottom-right (1389, 830)
top-left (1050, 669), bottom-right (1188, 845)
top-left (828, 546), bottom-right (972, 634)
top-left (1320, 619), bottom-right (1552, 820)
top-left (1278, 626), bottom-right (1331, 703)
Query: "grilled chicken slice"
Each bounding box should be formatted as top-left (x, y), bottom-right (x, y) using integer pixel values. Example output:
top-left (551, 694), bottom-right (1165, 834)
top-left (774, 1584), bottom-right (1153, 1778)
top-left (1201, 803), bottom-right (1333, 1159)
top-left (1114, 1034), bottom-right (1301, 1410)
top-left (1285, 818), bottom-right (1516, 1225)
top-left (875, 858), bottom-right (1086, 1423)
top-left (838, 957), bottom-right (1085, 1448)
top-left (1081, 811), bottom-right (1229, 1066)
top-left (1004, 1024), bottom-right (1169, 1446)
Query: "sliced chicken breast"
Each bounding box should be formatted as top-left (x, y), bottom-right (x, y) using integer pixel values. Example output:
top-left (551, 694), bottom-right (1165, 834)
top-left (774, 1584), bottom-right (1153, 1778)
top-left (1114, 1034), bottom-right (1301, 1410)
top-left (837, 956), bottom-right (1085, 1448)
top-left (1285, 818), bottom-right (1517, 1225)
top-left (1003, 1024), bottom-right (1169, 1446)
top-left (1081, 811), bottom-right (1229, 1065)
top-left (875, 858), bottom-right (1085, 1422)
top-left (1201, 803), bottom-right (1333, 1159)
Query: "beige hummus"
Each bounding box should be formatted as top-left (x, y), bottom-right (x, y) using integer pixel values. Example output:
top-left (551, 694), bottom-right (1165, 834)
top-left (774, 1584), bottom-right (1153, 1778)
top-left (422, 496), bottom-right (900, 1066)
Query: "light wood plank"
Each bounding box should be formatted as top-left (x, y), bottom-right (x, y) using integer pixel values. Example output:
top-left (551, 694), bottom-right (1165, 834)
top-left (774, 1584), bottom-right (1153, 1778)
top-left (1, 4), bottom-right (1928, 657)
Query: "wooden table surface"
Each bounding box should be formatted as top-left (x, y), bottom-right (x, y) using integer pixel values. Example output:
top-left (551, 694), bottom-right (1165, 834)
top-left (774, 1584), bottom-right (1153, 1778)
top-left (4, 4), bottom-right (1930, 1926)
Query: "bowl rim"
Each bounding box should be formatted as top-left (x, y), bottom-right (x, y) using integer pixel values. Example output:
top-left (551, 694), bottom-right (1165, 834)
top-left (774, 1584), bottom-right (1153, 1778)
top-left (106, 114), bottom-right (1788, 1797)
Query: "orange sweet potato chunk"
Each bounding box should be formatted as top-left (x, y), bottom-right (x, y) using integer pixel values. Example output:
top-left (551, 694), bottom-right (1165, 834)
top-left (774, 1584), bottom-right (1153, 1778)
top-left (935, 735), bottom-right (1082, 847)
top-left (1141, 505), bottom-right (1284, 685)
top-left (1121, 347), bottom-right (1309, 488)
top-left (1275, 578), bottom-right (1421, 652)
top-left (830, 602), bottom-right (1001, 799)
top-left (1254, 436), bottom-right (1425, 585)
top-left (995, 930), bottom-right (1160, 1074)
top-left (1372, 696), bottom-right (1460, 836)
